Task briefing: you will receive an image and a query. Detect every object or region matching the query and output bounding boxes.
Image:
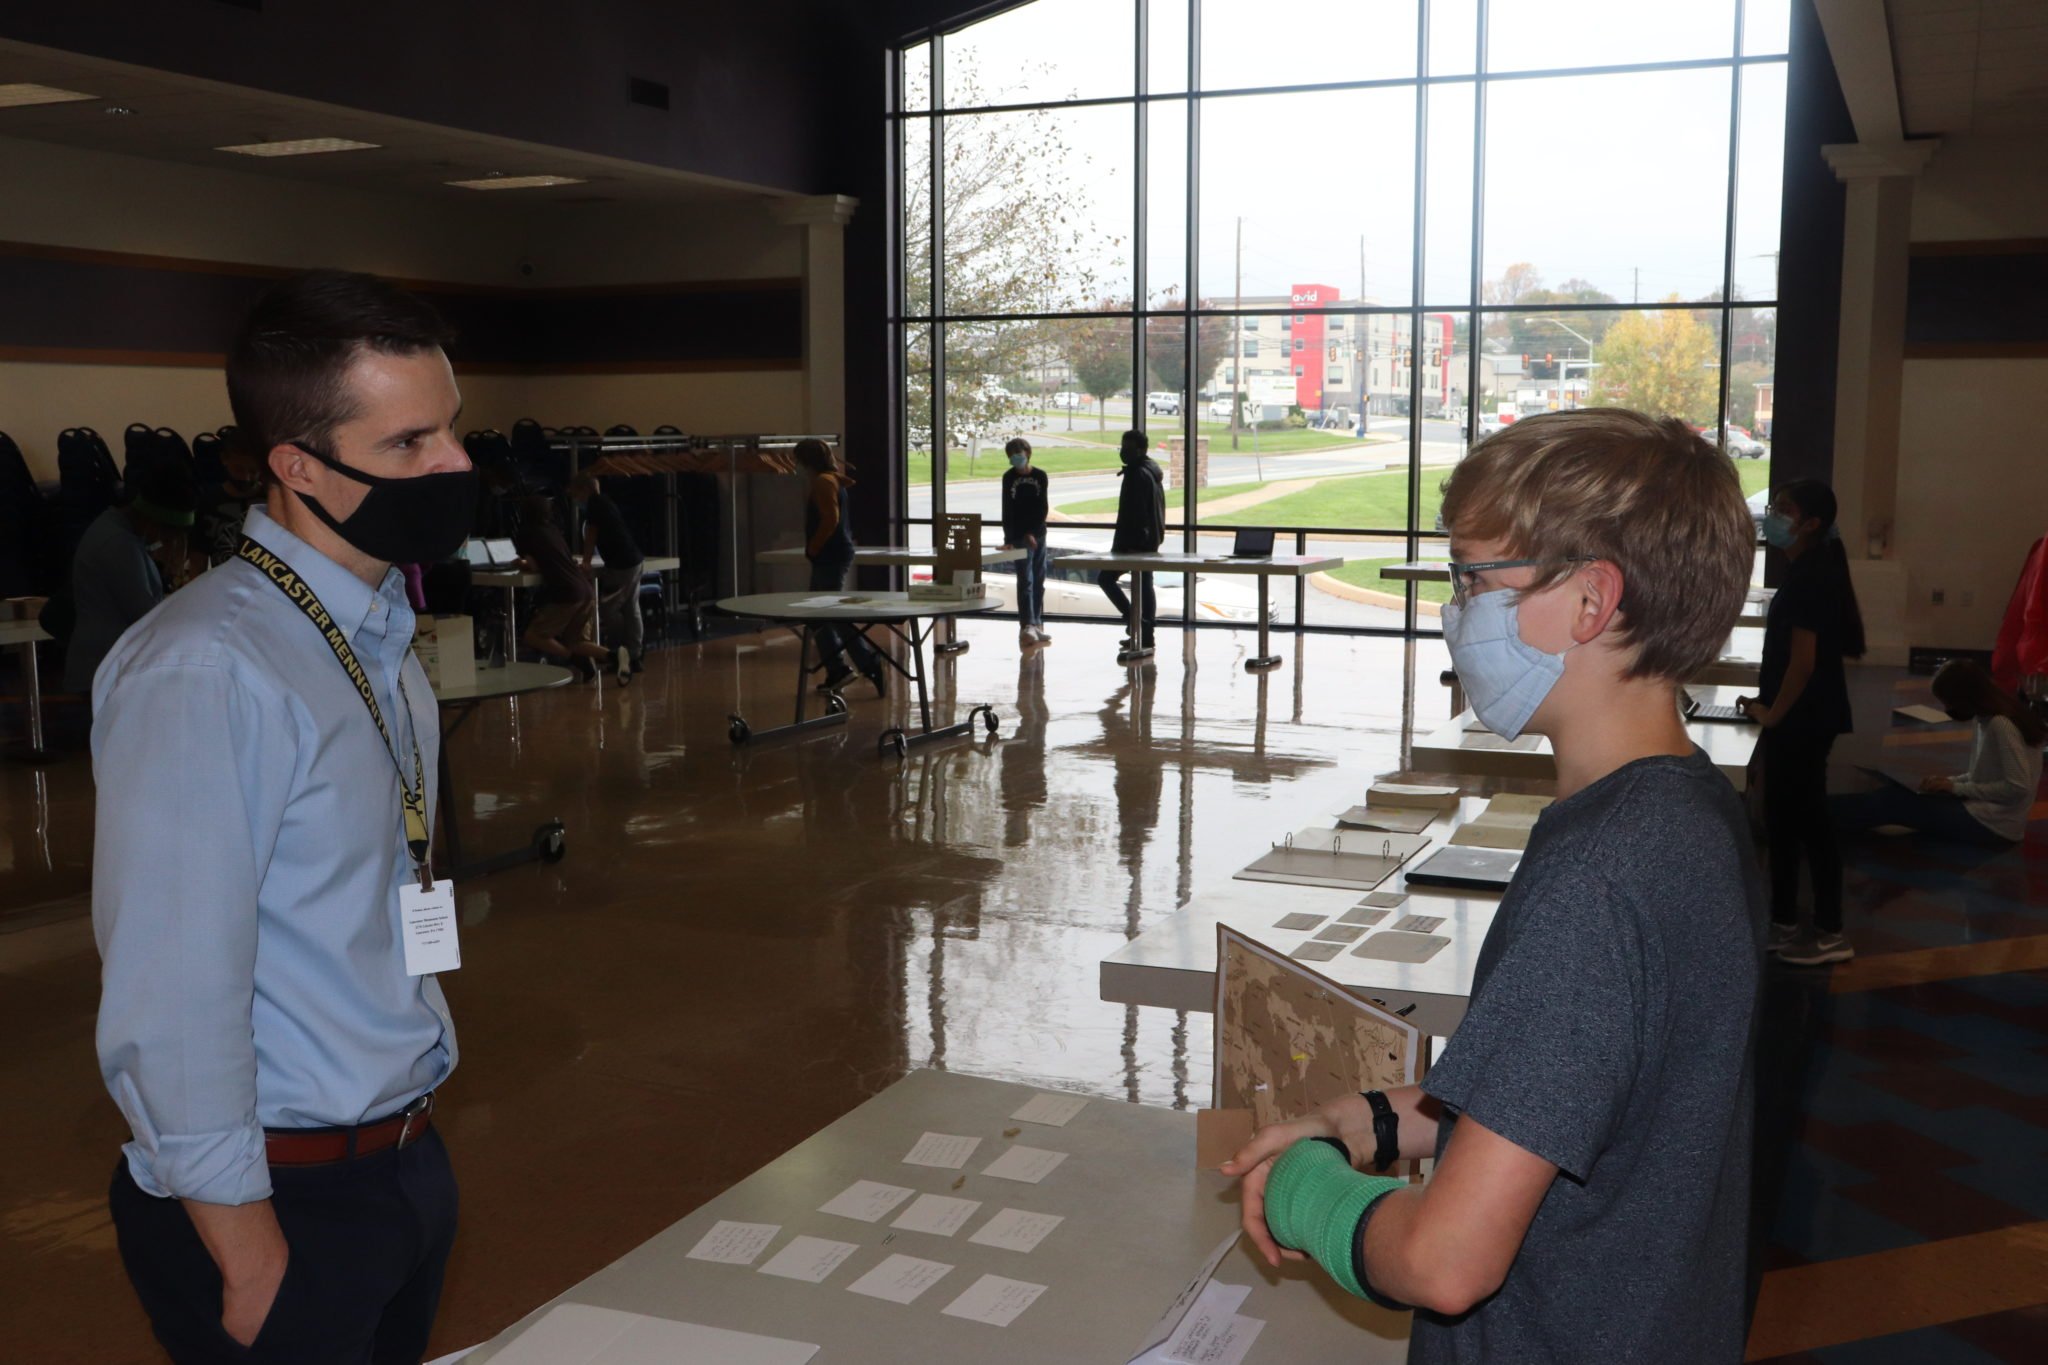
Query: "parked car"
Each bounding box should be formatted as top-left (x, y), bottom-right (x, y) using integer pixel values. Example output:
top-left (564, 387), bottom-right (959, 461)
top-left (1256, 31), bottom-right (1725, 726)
top-left (911, 544), bottom-right (1274, 624)
top-left (1699, 424), bottom-right (1767, 459)
top-left (1145, 391), bottom-right (1182, 416)
top-left (1208, 395), bottom-right (1238, 421)
top-left (1047, 391), bottom-right (1084, 409)
top-left (1747, 487), bottom-right (1769, 531)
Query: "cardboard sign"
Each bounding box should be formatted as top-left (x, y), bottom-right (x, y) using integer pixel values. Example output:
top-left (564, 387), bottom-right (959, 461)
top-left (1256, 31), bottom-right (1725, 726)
top-left (411, 613), bottom-right (476, 691)
top-left (910, 513), bottom-right (985, 601)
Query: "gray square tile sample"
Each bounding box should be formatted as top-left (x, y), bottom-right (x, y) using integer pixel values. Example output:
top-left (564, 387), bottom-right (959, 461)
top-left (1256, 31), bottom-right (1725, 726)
top-left (1273, 912), bottom-right (1326, 932)
top-left (1312, 923), bottom-right (1367, 944)
top-left (1288, 940), bottom-right (1345, 962)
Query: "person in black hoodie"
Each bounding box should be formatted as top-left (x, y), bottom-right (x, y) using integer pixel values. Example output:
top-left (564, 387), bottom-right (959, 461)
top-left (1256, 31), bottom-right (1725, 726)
top-left (1002, 437), bottom-right (1052, 647)
top-left (1097, 429), bottom-right (1166, 659)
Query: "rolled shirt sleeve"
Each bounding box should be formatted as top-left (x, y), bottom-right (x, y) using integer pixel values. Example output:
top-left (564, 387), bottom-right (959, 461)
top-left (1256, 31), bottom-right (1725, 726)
top-left (92, 659), bottom-right (293, 1204)
top-left (1951, 717), bottom-right (2038, 808)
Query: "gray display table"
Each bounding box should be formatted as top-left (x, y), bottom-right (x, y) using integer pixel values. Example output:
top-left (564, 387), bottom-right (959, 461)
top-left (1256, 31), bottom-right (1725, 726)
top-left (0, 618), bottom-right (53, 759)
top-left (715, 591), bottom-right (1001, 756)
top-left (1056, 551), bottom-right (1344, 670)
top-left (1376, 563), bottom-right (1772, 627)
top-left (432, 662), bottom-right (574, 880)
top-left (1411, 691), bottom-right (1758, 789)
top-left (756, 546), bottom-right (1027, 656)
top-left (462, 1069), bottom-right (1408, 1364)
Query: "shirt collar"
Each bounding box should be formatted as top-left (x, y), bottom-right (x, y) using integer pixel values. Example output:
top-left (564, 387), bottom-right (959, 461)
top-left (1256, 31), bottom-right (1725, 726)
top-left (242, 506), bottom-right (406, 644)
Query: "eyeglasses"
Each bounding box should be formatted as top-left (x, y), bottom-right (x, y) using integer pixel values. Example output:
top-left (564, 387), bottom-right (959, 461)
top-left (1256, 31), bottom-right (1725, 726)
top-left (1445, 556), bottom-right (1595, 607)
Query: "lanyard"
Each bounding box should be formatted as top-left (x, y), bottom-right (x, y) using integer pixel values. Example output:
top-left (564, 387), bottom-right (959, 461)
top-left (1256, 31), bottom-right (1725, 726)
top-left (236, 536), bottom-right (434, 889)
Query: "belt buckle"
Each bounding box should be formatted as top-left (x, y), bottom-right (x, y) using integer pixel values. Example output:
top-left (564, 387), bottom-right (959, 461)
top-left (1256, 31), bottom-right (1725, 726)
top-left (396, 1091), bottom-right (434, 1149)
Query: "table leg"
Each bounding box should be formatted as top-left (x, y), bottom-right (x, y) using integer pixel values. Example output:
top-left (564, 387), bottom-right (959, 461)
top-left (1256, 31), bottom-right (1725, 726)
top-left (1247, 573), bottom-right (1281, 672)
top-left (935, 613), bottom-right (969, 656)
top-left (24, 637), bottom-right (46, 757)
top-left (503, 585), bottom-right (519, 667)
top-left (1118, 571), bottom-right (1151, 664)
top-left (436, 700), bottom-right (567, 881)
top-left (726, 621), bottom-right (847, 746)
top-left (879, 617), bottom-right (997, 757)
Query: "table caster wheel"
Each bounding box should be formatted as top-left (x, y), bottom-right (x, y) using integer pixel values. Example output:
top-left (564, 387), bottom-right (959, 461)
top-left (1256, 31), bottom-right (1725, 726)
top-left (827, 692), bottom-right (849, 716)
top-left (727, 714), bottom-right (751, 745)
top-left (534, 821), bottom-right (567, 864)
top-left (979, 707), bottom-right (999, 736)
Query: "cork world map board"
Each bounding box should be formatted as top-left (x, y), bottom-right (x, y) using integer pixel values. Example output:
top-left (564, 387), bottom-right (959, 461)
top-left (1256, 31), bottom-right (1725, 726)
top-left (1213, 925), bottom-right (1420, 1128)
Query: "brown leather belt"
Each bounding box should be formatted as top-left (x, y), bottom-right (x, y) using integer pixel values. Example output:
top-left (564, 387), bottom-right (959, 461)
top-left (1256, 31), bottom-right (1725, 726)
top-left (264, 1092), bottom-right (435, 1167)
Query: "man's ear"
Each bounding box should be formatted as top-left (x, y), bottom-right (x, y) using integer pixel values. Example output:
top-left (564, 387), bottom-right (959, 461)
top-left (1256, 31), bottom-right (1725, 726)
top-left (269, 442), bottom-right (316, 495)
top-left (1571, 560), bottom-right (1626, 645)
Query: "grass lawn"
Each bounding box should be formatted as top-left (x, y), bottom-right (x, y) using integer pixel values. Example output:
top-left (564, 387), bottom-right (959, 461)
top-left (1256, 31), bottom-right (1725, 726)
top-left (1056, 424), bottom-right (1382, 456)
top-left (907, 447), bottom-right (1124, 485)
top-left (1331, 558), bottom-right (1453, 604)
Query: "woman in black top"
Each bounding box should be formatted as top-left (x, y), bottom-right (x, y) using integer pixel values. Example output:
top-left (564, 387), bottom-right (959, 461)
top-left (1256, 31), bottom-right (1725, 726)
top-left (1737, 479), bottom-right (1866, 965)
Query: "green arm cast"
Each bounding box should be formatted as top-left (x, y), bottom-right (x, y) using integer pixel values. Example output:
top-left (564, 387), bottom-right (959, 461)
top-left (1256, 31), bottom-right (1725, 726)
top-left (1263, 1137), bottom-right (1405, 1300)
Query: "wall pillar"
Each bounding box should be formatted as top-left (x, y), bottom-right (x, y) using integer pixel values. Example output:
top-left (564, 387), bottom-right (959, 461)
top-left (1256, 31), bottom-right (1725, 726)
top-left (1821, 140), bottom-right (1935, 665)
top-left (775, 194), bottom-right (859, 441)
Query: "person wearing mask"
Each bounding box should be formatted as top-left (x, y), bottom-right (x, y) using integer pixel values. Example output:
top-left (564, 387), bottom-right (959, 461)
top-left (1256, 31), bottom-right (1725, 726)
top-left (794, 438), bottom-right (884, 697)
top-left (92, 270), bottom-right (470, 1362)
top-left (567, 471), bottom-right (644, 685)
top-left (1835, 658), bottom-right (2043, 846)
top-left (1736, 479), bottom-right (1866, 966)
top-left (1001, 437), bottom-right (1052, 647)
top-left (1224, 411), bottom-right (1761, 1361)
top-left (62, 458), bottom-right (197, 695)
top-left (1097, 429), bottom-right (1164, 661)
top-left (193, 434), bottom-right (266, 568)
top-left (511, 495), bottom-right (611, 682)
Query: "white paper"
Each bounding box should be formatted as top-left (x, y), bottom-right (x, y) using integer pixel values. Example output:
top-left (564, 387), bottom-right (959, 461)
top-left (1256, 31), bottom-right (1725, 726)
top-left (941, 1274), bottom-right (1048, 1328)
top-left (1011, 1093), bottom-right (1088, 1127)
top-left (683, 1220), bottom-right (779, 1266)
top-left (1131, 1231), bottom-right (1242, 1361)
top-left (969, 1207), bottom-right (1064, 1254)
top-left (1896, 703), bottom-right (1952, 724)
top-left (400, 879), bottom-right (461, 976)
top-left (890, 1193), bottom-right (981, 1236)
top-left (818, 1180), bottom-right (915, 1223)
top-left (903, 1132), bottom-right (982, 1169)
top-left (488, 1303), bottom-right (818, 1365)
top-left (845, 1253), bottom-right (953, 1305)
top-left (758, 1236), bottom-right (859, 1284)
top-left (1162, 1281), bottom-right (1252, 1364)
top-left (981, 1145), bottom-right (1067, 1184)
top-left (1190, 1315), bottom-right (1265, 1365)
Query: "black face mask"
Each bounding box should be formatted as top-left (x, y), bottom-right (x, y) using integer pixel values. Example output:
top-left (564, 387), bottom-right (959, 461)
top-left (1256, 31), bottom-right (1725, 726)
top-left (293, 443), bottom-right (477, 565)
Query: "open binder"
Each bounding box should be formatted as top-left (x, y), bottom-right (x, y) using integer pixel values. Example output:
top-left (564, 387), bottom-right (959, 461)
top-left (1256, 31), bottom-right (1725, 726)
top-left (1234, 827), bottom-right (1429, 891)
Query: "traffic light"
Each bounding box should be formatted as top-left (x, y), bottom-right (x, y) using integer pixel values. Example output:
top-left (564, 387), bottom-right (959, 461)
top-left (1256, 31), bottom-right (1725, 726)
top-left (1545, 352), bottom-right (1553, 366)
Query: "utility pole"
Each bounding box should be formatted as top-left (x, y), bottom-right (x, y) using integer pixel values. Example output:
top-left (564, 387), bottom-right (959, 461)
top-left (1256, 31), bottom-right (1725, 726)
top-left (1632, 266), bottom-right (1639, 304)
top-left (1356, 235), bottom-right (1368, 438)
top-left (1232, 215), bottom-right (1243, 452)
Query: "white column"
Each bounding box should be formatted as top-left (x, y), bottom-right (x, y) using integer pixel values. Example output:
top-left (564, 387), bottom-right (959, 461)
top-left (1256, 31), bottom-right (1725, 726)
top-left (1822, 140), bottom-right (1935, 666)
top-left (774, 194), bottom-right (859, 439)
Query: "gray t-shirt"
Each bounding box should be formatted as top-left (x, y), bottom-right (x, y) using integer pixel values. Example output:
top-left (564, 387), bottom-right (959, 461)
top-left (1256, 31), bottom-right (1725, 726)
top-left (1410, 750), bottom-right (1762, 1364)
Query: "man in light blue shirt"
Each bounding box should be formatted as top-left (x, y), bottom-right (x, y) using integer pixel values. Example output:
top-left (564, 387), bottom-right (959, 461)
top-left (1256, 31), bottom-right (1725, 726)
top-left (94, 270), bottom-right (478, 1363)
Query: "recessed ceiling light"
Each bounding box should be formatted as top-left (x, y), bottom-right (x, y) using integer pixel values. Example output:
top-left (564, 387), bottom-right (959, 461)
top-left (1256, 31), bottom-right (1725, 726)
top-left (0, 83), bottom-right (100, 108)
top-left (446, 174), bottom-right (586, 191)
top-left (217, 137), bottom-right (382, 157)
top-left (103, 106), bottom-right (136, 116)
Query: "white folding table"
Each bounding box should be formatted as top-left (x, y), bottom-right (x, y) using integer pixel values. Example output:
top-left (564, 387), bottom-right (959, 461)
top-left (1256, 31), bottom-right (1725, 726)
top-left (715, 591), bottom-right (1001, 757)
top-left (460, 1069), bottom-right (1410, 1365)
top-left (1411, 691), bottom-right (1760, 789)
top-left (431, 662), bottom-right (574, 880)
top-left (1056, 551), bottom-right (1344, 670)
top-left (756, 545), bottom-right (1028, 656)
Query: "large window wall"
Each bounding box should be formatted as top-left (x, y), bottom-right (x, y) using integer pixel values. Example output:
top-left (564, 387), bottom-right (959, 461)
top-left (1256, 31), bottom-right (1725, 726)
top-left (892, 0), bottom-right (1786, 632)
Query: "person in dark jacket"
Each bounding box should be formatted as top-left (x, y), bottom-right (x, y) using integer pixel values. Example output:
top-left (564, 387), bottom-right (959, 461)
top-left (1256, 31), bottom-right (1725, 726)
top-left (1097, 430), bottom-right (1165, 659)
top-left (511, 496), bottom-right (611, 681)
top-left (568, 471), bottom-right (644, 685)
top-left (1736, 478), bottom-right (1866, 966)
top-left (1002, 437), bottom-right (1052, 647)
top-left (794, 439), bottom-right (883, 696)
top-left (62, 459), bottom-right (197, 695)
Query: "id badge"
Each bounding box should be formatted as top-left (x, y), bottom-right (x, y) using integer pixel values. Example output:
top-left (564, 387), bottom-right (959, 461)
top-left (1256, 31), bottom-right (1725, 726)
top-left (400, 879), bottom-right (461, 976)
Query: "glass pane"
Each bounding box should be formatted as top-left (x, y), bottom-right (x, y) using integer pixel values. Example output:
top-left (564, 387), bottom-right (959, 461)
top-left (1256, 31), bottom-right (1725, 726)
top-left (1485, 0), bottom-right (1736, 73)
top-left (1149, 0), bottom-right (1190, 94)
top-left (943, 0), bottom-right (1136, 107)
top-left (903, 42), bottom-right (931, 112)
top-left (1483, 68), bottom-right (1732, 305)
top-left (1423, 82), bottom-right (1477, 307)
top-left (1147, 100), bottom-right (1188, 306)
top-left (1199, 88), bottom-right (1417, 305)
top-left (1429, 0), bottom-right (1479, 76)
top-left (1732, 60), bottom-right (1785, 303)
top-left (942, 103), bottom-right (1133, 315)
top-left (1743, 0), bottom-right (1791, 56)
top-left (1574, 305), bottom-right (1724, 427)
top-left (1201, 0), bottom-right (1418, 92)
top-left (902, 116), bottom-right (932, 316)
top-left (904, 323), bottom-right (935, 515)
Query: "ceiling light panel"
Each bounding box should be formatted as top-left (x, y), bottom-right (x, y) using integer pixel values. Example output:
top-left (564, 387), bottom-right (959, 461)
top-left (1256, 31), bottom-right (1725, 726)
top-left (217, 137), bottom-right (382, 156)
top-left (0, 83), bottom-right (100, 108)
top-left (446, 174), bottom-right (586, 190)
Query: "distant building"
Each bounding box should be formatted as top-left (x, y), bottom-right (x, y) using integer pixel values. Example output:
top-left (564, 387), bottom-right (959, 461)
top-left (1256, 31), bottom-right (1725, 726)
top-left (1213, 285), bottom-right (1458, 418)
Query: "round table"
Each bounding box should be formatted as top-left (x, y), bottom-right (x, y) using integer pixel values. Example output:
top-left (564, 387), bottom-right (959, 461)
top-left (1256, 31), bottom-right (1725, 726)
top-left (432, 662), bottom-right (574, 879)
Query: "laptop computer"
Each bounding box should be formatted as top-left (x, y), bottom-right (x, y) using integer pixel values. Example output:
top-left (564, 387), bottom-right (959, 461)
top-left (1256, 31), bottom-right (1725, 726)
top-left (1228, 528), bottom-right (1276, 558)
top-left (484, 538), bottom-right (518, 565)
top-left (461, 538), bottom-right (489, 564)
top-left (1682, 691), bottom-right (1751, 724)
top-left (1404, 845), bottom-right (1521, 891)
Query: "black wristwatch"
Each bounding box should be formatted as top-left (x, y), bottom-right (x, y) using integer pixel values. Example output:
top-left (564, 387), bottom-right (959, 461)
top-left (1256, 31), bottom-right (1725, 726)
top-left (1359, 1090), bottom-right (1399, 1172)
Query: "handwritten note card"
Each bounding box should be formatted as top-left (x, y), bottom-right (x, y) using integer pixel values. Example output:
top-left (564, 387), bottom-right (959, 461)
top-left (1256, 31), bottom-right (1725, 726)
top-left (684, 1221), bottom-right (779, 1266)
top-left (903, 1132), bottom-right (982, 1169)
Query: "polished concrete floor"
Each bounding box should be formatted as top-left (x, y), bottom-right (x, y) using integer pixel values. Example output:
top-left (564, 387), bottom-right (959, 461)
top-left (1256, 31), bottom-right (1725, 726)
top-left (2, 618), bottom-right (2043, 1361)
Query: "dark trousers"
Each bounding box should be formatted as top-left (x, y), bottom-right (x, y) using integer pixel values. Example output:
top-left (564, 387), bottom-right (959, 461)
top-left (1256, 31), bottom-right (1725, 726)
top-left (1762, 731), bottom-right (1843, 933)
top-left (807, 548), bottom-right (879, 679)
top-left (1832, 784), bottom-right (2011, 848)
top-left (1097, 570), bottom-right (1156, 643)
top-left (595, 562), bottom-right (645, 659)
top-left (109, 1129), bottom-right (458, 1365)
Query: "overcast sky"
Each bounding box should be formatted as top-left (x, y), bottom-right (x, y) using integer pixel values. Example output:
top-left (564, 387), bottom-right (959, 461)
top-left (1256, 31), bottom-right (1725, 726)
top-left (912, 0), bottom-right (1788, 311)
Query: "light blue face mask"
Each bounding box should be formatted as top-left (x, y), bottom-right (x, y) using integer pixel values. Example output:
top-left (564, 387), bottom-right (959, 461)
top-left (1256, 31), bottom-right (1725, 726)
top-left (1760, 511), bottom-right (1796, 549)
top-left (1009, 453), bottom-right (1028, 469)
top-left (1440, 588), bottom-right (1575, 740)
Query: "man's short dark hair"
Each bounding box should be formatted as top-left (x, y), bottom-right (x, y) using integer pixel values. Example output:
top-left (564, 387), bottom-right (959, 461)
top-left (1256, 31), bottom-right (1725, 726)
top-left (227, 270), bottom-right (456, 481)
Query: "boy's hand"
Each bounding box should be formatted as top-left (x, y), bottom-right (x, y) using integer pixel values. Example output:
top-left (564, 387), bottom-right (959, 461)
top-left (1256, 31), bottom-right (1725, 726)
top-left (1220, 1097), bottom-right (1376, 1266)
top-left (1920, 775), bottom-right (1955, 795)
